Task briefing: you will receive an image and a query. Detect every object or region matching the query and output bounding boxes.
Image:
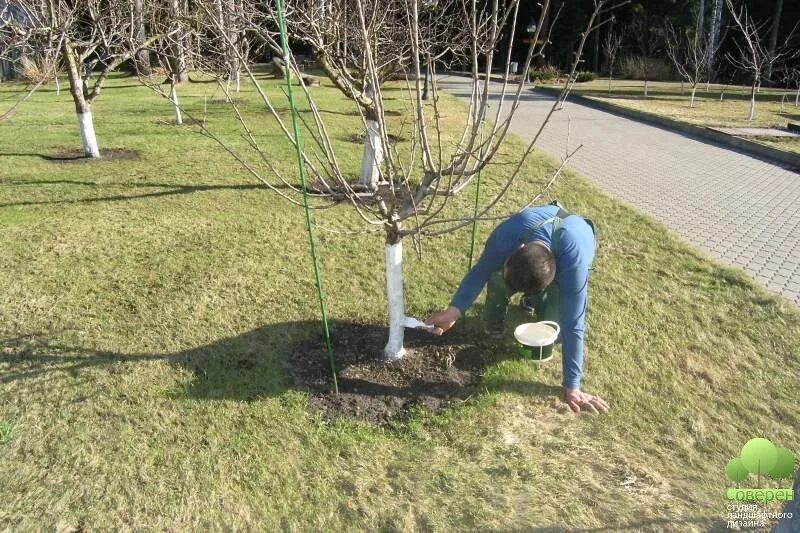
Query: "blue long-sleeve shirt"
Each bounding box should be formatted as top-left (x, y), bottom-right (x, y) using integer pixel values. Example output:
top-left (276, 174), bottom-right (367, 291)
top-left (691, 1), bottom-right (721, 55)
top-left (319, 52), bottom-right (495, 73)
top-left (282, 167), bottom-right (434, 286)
top-left (450, 206), bottom-right (595, 389)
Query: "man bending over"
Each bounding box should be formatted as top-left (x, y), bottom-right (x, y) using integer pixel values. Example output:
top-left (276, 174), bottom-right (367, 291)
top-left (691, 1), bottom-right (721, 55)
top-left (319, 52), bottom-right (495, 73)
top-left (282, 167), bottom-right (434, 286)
top-left (425, 204), bottom-right (609, 413)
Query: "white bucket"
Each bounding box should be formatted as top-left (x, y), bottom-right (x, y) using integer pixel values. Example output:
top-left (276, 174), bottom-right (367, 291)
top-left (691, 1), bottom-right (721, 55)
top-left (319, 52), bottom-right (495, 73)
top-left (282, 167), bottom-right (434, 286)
top-left (513, 321), bottom-right (560, 362)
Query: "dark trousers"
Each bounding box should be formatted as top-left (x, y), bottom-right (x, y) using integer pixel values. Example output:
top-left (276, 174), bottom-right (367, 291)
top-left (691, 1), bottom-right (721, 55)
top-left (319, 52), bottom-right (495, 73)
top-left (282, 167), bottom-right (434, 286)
top-left (484, 270), bottom-right (561, 357)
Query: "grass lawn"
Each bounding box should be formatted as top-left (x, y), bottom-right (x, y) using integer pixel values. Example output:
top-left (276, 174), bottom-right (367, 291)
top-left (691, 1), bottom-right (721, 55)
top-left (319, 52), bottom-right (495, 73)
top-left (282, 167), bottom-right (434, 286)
top-left (551, 79), bottom-right (800, 155)
top-left (1, 72), bottom-right (799, 531)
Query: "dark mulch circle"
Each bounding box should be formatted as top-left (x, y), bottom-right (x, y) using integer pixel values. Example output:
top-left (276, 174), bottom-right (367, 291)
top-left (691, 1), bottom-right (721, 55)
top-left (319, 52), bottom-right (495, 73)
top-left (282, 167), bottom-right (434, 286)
top-left (284, 323), bottom-right (486, 424)
top-left (43, 148), bottom-right (139, 164)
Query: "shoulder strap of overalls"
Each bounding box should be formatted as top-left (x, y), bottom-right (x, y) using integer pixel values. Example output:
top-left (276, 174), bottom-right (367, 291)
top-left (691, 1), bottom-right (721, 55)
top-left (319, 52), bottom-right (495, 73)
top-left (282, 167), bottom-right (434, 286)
top-left (520, 208), bottom-right (570, 255)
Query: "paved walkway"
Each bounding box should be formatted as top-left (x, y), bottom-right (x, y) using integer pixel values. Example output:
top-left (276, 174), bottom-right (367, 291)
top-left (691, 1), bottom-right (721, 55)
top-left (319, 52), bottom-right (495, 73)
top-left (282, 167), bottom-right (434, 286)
top-left (438, 75), bottom-right (800, 305)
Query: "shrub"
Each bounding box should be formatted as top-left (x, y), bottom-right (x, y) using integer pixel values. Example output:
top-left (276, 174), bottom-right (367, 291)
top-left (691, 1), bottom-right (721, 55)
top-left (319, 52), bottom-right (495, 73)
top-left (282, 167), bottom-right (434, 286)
top-left (18, 56), bottom-right (56, 83)
top-left (574, 71), bottom-right (596, 83)
top-left (529, 66), bottom-right (560, 83)
top-left (619, 55), bottom-right (674, 81)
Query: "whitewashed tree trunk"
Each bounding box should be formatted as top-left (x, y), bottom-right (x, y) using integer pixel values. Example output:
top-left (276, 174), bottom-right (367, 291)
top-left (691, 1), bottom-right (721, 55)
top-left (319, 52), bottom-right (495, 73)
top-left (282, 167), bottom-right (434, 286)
top-left (690, 85), bottom-right (697, 107)
top-left (54, 76), bottom-right (60, 95)
top-left (748, 82), bottom-right (756, 120)
top-left (383, 241), bottom-right (407, 361)
top-left (358, 119), bottom-right (384, 188)
top-left (643, 78), bottom-right (648, 98)
top-left (709, 0), bottom-right (723, 69)
top-left (77, 111), bottom-right (100, 158)
top-left (795, 87), bottom-right (799, 106)
top-left (171, 85), bottom-right (183, 125)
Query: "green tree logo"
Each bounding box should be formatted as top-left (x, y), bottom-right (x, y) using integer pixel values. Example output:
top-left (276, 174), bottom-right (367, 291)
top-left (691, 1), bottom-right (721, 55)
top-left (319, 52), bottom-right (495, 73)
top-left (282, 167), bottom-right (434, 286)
top-left (726, 438), bottom-right (795, 487)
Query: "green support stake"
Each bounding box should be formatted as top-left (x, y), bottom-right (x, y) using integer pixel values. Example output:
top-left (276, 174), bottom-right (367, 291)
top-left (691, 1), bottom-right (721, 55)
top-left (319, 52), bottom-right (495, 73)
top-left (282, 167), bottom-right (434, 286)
top-left (275, 0), bottom-right (338, 394)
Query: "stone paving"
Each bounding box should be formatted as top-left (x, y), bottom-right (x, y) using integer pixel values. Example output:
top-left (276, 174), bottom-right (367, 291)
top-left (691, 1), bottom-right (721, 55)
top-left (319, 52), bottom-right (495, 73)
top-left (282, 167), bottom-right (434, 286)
top-left (438, 75), bottom-right (800, 305)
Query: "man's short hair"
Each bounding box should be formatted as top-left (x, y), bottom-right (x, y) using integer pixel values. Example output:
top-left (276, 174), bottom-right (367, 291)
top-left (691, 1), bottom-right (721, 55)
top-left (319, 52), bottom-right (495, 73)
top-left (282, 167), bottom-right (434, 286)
top-left (503, 242), bottom-right (556, 294)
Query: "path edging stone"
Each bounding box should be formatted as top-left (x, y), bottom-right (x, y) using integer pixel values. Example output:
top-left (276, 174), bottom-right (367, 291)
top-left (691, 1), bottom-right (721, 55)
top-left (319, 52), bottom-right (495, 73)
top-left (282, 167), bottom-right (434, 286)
top-left (534, 86), bottom-right (800, 170)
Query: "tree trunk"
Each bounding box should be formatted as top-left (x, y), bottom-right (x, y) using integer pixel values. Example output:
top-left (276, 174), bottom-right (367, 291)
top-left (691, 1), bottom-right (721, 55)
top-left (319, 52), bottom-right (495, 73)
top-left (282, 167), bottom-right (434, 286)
top-left (77, 111), bottom-right (100, 158)
top-left (358, 120), bottom-right (383, 188)
top-left (54, 76), bottom-right (60, 96)
top-left (357, 83), bottom-right (383, 188)
top-left (64, 44), bottom-right (100, 158)
top-left (766, 0), bottom-right (784, 81)
top-left (697, 0), bottom-right (706, 38)
top-left (133, 0), bottom-right (152, 75)
top-left (690, 84), bottom-right (697, 107)
top-left (795, 86), bottom-right (799, 107)
top-left (748, 81), bottom-right (756, 120)
top-left (383, 240), bottom-right (407, 361)
top-left (644, 78), bottom-right (648, 98)
top-left (608, 68), bottom-right (613, 92)
top-left (708, 0), bottom-right (723, 79)
top-left (171, 84), bottom-right (183, 125)
top-left (169, 0), bottom-right (189, 84)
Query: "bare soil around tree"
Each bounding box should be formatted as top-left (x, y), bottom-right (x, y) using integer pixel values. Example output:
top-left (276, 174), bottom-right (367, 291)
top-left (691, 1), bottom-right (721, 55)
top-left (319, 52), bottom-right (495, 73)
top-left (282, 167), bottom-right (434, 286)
top-left (284, 324), bottom-right (486, 424)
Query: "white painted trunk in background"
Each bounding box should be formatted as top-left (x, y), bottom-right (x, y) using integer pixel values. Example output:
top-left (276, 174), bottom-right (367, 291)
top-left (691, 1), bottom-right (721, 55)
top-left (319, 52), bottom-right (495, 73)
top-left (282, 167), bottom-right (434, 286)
top-left (77, 111), bottom-right (100, 158)
top-left (171, 85), bottom-right (183, 125)
top-left (358, 120), bottom-right (383, 188)
top-left (384, 242), bottom-right (407, 361)
top-left (55, 76), bottom-right (60, 95)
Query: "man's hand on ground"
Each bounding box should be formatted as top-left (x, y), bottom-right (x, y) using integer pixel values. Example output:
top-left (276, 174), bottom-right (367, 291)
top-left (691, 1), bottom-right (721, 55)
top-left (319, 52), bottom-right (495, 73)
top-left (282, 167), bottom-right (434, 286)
top-left (424, 306), bottom-right (462, 336)
top-left (562, 388), bottom-right (609, 414)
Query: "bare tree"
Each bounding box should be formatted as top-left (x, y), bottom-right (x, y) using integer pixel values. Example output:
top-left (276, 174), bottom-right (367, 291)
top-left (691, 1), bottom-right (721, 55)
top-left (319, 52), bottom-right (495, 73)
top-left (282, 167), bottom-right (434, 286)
top-left (1, 0), bottom-right (167, 156)
top-left (602, 27), bottom-right (622, 92)
top-left (725, 0), bottom-right (795, 121)
top-left (629, 13), bottom-right (660, 98)
top-left (664, 22), bottom-right (710, 108)
top-left (254, 0), bottom-right (471, 190)
top-left (140, 0), bottom-right (627, 361)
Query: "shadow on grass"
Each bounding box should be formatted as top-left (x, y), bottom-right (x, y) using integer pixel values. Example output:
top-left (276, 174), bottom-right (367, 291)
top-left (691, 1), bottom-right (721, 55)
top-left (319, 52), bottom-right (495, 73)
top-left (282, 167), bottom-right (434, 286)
top-left (0, 319), bottom-right (555, 404)
top-left (0, 178), bottom-right (302, 208)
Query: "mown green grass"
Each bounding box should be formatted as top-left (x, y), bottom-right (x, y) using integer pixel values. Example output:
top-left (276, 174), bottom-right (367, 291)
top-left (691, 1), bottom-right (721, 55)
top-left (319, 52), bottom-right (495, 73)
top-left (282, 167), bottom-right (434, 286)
top-left (0, 72), bottom-right (798, 531)
top-left (553, 79), bottom-right (800, 154)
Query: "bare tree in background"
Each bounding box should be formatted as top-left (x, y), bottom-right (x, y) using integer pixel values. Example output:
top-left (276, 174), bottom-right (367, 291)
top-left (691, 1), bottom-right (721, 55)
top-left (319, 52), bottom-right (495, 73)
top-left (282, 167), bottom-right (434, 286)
top-left (142, 0), bottom-right (627, 360)
top-left (0, 3), bottom-right (61, 120)
top-left (629, 13), bottom-right (660, 98)
top-left (725, 0), bottom-right (795, 121)
top-left (1, 0), bottom-right (166, 156)
top-left (602, 27), bottom-right (622, 92)
top-left (149, 0), bottom-right (194, 125)
top-left (783, 66), bottom-right (800, 107)
top-left (664, 22), bottom-right (710, 108)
